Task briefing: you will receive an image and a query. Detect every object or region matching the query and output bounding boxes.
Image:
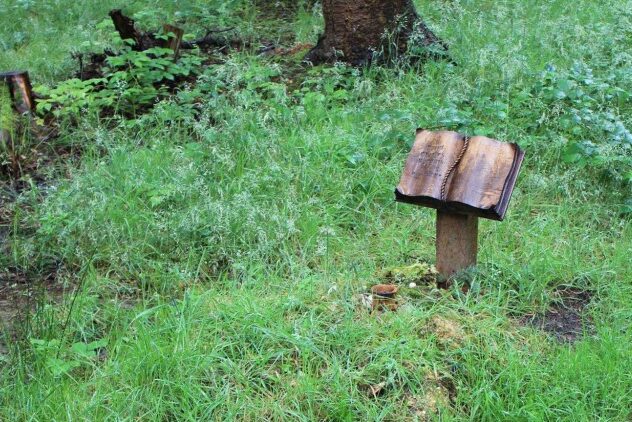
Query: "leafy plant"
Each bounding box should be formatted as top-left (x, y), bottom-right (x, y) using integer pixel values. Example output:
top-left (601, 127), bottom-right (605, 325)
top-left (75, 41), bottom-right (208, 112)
top-left (534, 63), bottom-right (631, 170)
top-left (431, 62), bottom-right (632, 213)
top-left (36, 47), bottom-right (203, 118)
top-left (35, 77), bottom-right (113, 117)
top-left (29, 337), bottom-right (107, 377)
top-left (533, 63), bottom-right (632, 211)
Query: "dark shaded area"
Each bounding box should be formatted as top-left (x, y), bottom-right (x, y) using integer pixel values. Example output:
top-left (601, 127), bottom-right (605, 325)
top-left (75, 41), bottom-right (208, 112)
top-left (0, 263), bottom-right (66, 354)
top-left (109, 9), bottom-right (163, 51)
top-left (254, 0), bottom-right (319, 20)
top-left (521, 287), bottom-right (595, 343)
top-left (180, 29), bottom-right (243, 53)
top-left (74, 52), bottom-right (109, 80)
top-left (109, 9), bottom-right (242, 54)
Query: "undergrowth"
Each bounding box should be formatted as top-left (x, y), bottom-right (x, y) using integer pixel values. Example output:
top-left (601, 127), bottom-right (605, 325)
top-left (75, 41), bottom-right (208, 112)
top-left (1, 0), bottom-right (631, 420)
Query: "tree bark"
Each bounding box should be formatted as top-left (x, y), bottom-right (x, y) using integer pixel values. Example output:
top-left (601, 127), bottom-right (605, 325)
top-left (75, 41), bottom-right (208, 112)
top-left (304, 0), bottom-right (447, 66)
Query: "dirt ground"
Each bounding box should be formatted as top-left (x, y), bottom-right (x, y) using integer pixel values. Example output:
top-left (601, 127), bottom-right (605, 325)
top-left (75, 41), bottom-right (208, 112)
top-left (520, 287), bottom-right (594, 343)
top-left (0, 266), bottom-right (67, 355)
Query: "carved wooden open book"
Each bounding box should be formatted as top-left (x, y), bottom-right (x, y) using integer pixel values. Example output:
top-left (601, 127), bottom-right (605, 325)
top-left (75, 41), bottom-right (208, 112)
top-left (395, 129), bottom-right (525, 221)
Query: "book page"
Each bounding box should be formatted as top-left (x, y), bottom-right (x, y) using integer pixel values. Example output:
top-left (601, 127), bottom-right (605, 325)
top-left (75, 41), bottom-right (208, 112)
top-left (446, 136), bottom-right (517, 209)
top-left (397, 130), bottom-right (465, 199)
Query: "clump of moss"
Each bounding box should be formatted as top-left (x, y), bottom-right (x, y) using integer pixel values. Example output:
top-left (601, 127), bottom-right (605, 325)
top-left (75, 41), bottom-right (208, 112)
top-left (382, 262), bottom-right (438, 285)
top-left (406, 370), bottom-right (453, 420)
top-left (430, 315), bottom-right (467, 348)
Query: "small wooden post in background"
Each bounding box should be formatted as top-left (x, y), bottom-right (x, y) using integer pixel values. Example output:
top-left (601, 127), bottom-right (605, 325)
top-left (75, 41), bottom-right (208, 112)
top-left (0, 71), bottom-right (35, 114)
top-left (436, 210), bottom-right (478, 280)
top-left (163, 24), bottom-right (184, 59)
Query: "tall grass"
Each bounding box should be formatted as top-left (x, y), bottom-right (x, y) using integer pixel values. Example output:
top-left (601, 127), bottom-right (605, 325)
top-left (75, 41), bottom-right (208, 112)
top-left (1, 0), bottom-right (631, 420)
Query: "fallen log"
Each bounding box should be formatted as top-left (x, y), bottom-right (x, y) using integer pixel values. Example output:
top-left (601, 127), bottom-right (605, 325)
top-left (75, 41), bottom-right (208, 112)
top-left (109, 9), bottom-right (161, 51)
top-left (180, 28), bottom-right (241, 52)
top-left (109, 9), bottom-right (185, 55)
top-left (108, 10), bottom-right (244, 54)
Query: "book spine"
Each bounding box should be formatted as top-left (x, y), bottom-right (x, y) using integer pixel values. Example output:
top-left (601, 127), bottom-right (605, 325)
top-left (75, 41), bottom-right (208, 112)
top-left (494, 143), bottom-right (525, 220)
top-left (440, 134), bottom-right (470, 201)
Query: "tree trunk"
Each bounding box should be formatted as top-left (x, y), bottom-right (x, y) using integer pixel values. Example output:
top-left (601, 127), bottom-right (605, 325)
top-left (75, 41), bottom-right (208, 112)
top-left (305, 0), bottom-right (447, 66)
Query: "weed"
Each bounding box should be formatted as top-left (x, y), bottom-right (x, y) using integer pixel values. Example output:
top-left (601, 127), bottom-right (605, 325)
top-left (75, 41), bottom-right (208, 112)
top-left (36, 46), bottom-right (204, 119)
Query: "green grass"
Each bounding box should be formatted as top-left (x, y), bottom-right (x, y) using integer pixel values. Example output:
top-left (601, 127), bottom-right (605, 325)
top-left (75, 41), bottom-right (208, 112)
top-left (1, 0), bottom-right (631, 420)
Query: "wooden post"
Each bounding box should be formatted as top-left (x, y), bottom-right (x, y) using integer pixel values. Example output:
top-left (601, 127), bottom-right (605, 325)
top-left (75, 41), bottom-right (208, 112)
top-left (11, 72), bottom-right (34, 114)
top-left (0, 71), bottom-right (35, 114)
top-left (163, 24), bottom-right (184, 59)
top-left (436, 210), bottom-right (478, 280)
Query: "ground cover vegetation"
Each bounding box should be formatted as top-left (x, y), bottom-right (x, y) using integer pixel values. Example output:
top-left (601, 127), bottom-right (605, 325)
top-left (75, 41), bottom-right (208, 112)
top-left (0, 0), bottom-right (631, 420)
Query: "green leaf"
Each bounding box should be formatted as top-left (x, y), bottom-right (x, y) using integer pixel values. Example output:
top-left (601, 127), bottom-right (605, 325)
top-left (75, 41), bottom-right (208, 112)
top-left (46, 357), bottom-right (81, 376)
top-left (563, 142), bottom-right (587, 163)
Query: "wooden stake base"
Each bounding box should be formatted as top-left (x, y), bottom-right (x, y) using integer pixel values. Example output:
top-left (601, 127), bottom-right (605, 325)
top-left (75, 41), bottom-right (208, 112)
top-left (436, 210), bottom-right (478, 280)
top-left (0, 71), bottom-right (35, 114)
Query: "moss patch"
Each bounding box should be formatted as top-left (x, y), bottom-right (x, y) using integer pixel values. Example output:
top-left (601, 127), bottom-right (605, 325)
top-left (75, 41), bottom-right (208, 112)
top-left (382, 262), bottom-right (438, 286)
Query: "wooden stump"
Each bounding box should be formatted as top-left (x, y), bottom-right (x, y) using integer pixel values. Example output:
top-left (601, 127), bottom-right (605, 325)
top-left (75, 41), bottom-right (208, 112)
top-left (304, 0), bottom-right (447, 66)
top-left (436, 210), bottom-right (478, 280)
top-left (163, 24), bottom-right (184, 58)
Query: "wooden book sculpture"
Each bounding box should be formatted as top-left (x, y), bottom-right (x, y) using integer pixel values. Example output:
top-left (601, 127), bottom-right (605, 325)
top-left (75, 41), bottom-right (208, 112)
top-left (396, 129), bottom-right (525, 279)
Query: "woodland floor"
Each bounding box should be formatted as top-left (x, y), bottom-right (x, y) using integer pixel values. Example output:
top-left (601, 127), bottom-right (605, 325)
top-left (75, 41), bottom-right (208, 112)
top-left (1, 0), bottom-right (631, 420)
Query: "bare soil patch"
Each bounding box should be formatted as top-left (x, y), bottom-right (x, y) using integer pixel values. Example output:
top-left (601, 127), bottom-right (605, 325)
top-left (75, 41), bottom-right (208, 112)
top-left (520, 287), bottom-right (594, 343)
top-left (0, 264), bottom-right (67, 354)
